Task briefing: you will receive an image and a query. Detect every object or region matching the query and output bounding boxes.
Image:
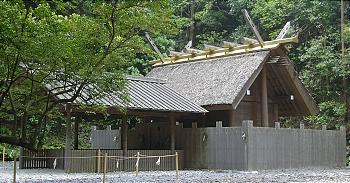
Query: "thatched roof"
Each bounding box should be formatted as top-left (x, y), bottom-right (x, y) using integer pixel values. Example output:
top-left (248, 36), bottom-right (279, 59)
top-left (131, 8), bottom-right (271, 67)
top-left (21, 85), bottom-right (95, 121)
top-left (147, 51), bottom-right (270, 107)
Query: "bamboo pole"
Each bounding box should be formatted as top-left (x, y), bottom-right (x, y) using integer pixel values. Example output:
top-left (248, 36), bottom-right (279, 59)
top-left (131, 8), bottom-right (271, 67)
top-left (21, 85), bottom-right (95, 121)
top-left (175, 152), bottom-right (179, 179)
top-left (13, 154), bottom-right (16, 183)
top-left (97, 149), bottom-right (101, 173)
top-left (135, 152), bottom-right (139, 176)
top-left (103, 153), bottom-right (107, 183)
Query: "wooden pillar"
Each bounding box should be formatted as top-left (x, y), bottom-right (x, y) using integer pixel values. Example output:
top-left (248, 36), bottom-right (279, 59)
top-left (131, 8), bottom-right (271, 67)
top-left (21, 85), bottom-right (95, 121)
top-left (228, 109), bottom-right (235, 127)
top-left (64, 103), bottom-right (72, 172)
top-left (74, 117), bottom-right (80, 150)
top-left (169, 113), bottom-right (176, 152)
top-left (261, 66), bottom-right (269, 127)
top-left (121, 115), bottom-right (128, 171)
top-left (122, 116), bottom-right (128, 154)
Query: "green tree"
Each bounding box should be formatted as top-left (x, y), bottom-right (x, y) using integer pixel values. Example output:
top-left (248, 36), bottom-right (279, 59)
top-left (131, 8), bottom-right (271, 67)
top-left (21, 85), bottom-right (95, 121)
top-left (0, 0), bottom-right (176, 149)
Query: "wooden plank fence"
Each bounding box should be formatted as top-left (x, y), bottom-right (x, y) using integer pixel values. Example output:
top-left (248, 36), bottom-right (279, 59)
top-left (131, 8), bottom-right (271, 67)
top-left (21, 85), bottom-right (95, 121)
top-left (20, 149), bottom-right (64, 169)
top-left (176, 120), bottom-right (346, 170)
top-left (19, 120), bottom-right (346, 172)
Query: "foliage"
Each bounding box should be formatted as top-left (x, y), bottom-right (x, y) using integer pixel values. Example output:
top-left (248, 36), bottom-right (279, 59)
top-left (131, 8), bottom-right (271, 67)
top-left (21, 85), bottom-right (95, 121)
top-left (0, 0), bottom-right (176, 149)
top-left (305, 101), bottom-right (346, 129)
top-left (169, 0), bottom-right (349, 130)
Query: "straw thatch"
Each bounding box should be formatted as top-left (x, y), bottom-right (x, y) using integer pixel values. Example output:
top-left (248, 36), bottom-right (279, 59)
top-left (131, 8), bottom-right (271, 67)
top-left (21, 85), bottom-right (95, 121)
top-left (147, 51), bottom-right (270, 107)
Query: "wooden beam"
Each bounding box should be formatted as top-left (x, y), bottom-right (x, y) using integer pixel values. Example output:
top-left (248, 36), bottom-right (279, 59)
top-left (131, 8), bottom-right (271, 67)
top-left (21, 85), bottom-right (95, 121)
top-left (169, 113), bottom-right (176, 152)
top-left (145, 32), bottom-right (165, 63)
top-left (261, 66), bottom-right (269, 127)
top-left (152, 37), bottom-right (298, 66)
top-left (276, 21), bottom-right (291, 39)
top-left (242, 9), bottom-right (264, 47)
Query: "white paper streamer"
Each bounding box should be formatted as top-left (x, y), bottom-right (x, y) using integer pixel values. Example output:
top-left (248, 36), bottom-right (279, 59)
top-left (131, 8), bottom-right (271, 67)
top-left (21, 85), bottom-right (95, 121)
top-left (135, 157), bottom-right (140, 168)
top-left (156, 156), bottom-right (160, 166)
top-left (53, 158), bottom-right (57, 169)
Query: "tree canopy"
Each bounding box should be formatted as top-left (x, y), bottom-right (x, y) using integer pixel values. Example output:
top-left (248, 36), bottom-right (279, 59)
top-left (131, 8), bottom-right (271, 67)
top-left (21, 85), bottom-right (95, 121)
top-left (0, 0), bottom-right (177, 149)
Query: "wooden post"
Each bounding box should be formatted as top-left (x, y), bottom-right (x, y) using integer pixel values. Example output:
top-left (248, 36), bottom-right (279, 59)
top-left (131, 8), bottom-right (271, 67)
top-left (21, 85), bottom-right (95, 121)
top-left (103, 153), bottom-right (107, 183)
top-left (261, 66), bottom-right (269, 127)
top-left (2, 146), bottom-right (5, 165)
top-left (242, 120), bottom-right (253, 170)
top-left (170, 113), bottom-right (176, 153)
top-left (175, 151), bottom-right (179, 179)
top-left (97, 149), bottom-right (101, 173)
top-left (74, 117), bottom-right (80, 150)
top-left (122, 116), bottom-right (128, 171)
top-left (64, 103), bottom-right (72, 173)
top-left (122, 116), bottom-right (128, 153)
top-left (13, 154), bottom-right (16, 183)
top-left (135, 152), bottom-right (140, 176)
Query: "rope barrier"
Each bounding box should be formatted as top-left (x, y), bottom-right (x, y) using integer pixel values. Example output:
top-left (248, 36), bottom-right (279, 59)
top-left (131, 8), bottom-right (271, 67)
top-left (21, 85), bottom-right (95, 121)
top-left (19, 152), bottom-right (176, 160)
top-left (20, 152), bottom-right (178, 165)
top-left (139, 154), bottom-right (176, 158)
top-left (17, 151), bottom-right (180, 181)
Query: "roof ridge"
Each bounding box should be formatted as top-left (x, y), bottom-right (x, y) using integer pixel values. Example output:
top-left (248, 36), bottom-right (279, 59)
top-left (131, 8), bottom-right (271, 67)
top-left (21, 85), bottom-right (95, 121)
top-left (151, 36), bottom-right (298, 67)
top-left (154, 50), bottom-right (270, 67)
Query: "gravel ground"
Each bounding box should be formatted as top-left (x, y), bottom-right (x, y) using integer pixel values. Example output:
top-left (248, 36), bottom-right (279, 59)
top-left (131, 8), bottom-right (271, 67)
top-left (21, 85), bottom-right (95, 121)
top-left (1, 161), bottom-right (350, 183)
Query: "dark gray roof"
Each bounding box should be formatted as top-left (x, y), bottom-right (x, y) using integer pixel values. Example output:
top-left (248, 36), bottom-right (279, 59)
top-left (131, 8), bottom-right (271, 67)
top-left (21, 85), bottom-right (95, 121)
top-left (46, 76), bottom-right (207, 113)
top-left (147, 51), bottom-right (270, 107)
